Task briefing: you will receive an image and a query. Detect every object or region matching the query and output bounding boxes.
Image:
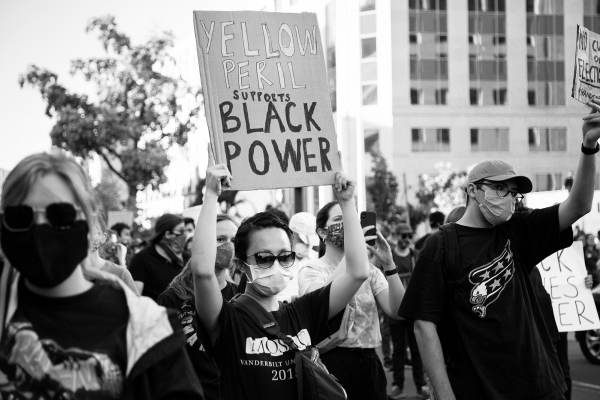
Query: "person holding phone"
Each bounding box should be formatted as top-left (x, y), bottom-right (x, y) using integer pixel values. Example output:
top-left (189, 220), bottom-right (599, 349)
top-left (297, 202), bottom-right (406, 400)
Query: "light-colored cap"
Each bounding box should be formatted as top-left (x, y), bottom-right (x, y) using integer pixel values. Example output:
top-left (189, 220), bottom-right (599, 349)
top-left (289, 212), bottom-right (320, 247)
top-left (467, 160), bottom-right (532, 194)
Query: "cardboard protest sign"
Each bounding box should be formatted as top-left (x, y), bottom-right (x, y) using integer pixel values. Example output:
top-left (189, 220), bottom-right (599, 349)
top-left (572, 24), bottom-right (600, 104)
top-left (536, 241), bottom-right (600, 332)
top-left (193, 11), bottom-right (341, 191)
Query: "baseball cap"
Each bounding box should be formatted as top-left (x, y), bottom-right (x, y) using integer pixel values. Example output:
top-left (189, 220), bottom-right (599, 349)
top-left (395, 223), bottom-right (413, 235)
top-left (289, 212), bottom-right (320, 247)
top-left (467, 160), bottom-right (533, 194)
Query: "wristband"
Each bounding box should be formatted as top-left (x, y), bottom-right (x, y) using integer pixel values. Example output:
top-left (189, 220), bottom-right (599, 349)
top-left (581, 142), bottom-right (600, 155)
top-left (384, 268), bottom-right (398, 277)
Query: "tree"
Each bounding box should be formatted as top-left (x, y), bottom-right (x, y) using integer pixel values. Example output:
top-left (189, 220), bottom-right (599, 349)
top-left (366, 153), bottom-right (408, 229)
top-left (415, 162), bottom-right (467, 215)
top-left (19, 16), bottom-right (202, 208)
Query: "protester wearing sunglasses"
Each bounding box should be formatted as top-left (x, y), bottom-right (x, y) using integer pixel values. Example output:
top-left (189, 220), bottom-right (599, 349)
top-left (190, 162), bottom-right (370, 400)
top-left (296, 201), bottom-right (405, 400)
top-left (0, 152), bottom-right (203, 399)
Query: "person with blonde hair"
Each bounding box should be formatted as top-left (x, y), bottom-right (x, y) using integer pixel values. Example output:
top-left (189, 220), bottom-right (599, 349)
top-left (0, 151), bottom-right (204, 399)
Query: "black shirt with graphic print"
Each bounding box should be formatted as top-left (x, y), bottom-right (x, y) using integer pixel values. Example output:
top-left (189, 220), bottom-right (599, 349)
top-left (399, 204), bottom-right (572, 400)
top-left (0, 280), bottom-right (129, 399)
top-left (207, 283), bottom-right (336, 400)
top-left (158, 281), bottom-right (238, 400)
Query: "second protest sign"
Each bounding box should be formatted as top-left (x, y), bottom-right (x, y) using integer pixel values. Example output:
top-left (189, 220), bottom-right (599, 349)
top-left (193, 11), bottom-right (341, 191)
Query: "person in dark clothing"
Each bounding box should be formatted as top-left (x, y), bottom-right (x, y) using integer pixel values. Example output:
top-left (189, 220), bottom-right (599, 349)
top-left (399, 108), bottom-right (600, 400)
top-left (0, 152), bottom-right (204, 399)
top-left (130, 213), bottom-right (186, 300)
top-left (389, 222), bottom-right (427, 399)
top-left (158, 214), bottom-right (239, 400)
top-left (190, 163), bottom-right (371, 400)
top-left (414, 211), bottom-right (445, 252)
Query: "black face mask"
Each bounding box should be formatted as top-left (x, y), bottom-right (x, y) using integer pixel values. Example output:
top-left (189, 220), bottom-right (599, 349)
top-left (0, 221), bottom-right (89, 288)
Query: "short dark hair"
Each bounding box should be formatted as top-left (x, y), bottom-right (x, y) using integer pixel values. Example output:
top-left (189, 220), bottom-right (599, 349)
top-left (110, 222), bottom-right (130, 236)
top-left (264, 206), bottom-right (290, 225)
top-left (183, 217), bottom-right (195, 228)
top-left (429, 211), bottom-right (446, 229)
top-left (234, 211), bottom-right (292, 261)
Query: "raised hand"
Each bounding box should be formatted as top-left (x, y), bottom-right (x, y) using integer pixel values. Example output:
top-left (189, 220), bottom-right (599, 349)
top-left (332, 172), bottom-right (355, 204)
top-left (582, 99), bottom-right (600, 147)
top-left (205, 164), bottom-right (231, 197)
top-left (367, 231), bottom-right (395, 271)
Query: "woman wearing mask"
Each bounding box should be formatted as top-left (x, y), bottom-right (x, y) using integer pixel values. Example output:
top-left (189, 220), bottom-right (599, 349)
top-left (158, 214), bottom-right (238, 400)
top-left (190, 162), bottom-right (370, 400)
top-left (0, 152), bottom-right (203, 399)
top-left (297, 202), bottom-right (405, 400)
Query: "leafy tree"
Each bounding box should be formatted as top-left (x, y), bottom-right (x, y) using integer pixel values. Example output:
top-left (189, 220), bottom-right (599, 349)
top-left (19, 16), bottom-right (202, 208)
top-left (415, 162), bottom-right (467, 215)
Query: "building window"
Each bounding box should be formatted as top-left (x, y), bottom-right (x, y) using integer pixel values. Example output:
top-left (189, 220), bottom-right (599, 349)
top-left (361, 37), bottom-right (377, 59)
top-left (435, 88), bottom-right (448, 104)
top-left (411, 128), bottom-right (450, 152)
top-left (409, 33), bottom-right (420, 44)
top-left (364, 129), bottom-right (380, 154)
top-left (411, 88), bottom-right (423, 104)
top-left (493, 88), bottom-right (507, 105)
top-left (528, 127), bottom-right (567, 151)
top-left (470, 88), bottom-right (482, 105)
top-left (360, 0), bottom-right (376, 12)
top-left (436, 34), bottom-right (448, 43)
top-left (362, 84), bottom-right (377, 105)
top-left (535, 173), bottom-right (563, 191)
top-left (470, 128), bottom-right (509, 151)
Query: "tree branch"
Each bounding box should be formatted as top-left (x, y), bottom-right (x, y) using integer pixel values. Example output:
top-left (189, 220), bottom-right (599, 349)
top-left (98, 150), bottom-right (127, 184)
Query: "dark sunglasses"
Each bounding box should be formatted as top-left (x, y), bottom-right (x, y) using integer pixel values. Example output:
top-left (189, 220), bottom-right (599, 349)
top-left (245, 251), bottom-right (296, 269)
top-left (400, 233), bottom-right (413, 239)
top-left (1, 203), bottom-right (81, 232)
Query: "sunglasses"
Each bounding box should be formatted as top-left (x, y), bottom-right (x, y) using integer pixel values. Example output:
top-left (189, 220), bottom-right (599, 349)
top-left (400, 233), bottom-right (413, 239)
top-left (1, 203), bottom-right (82, 232)
top-left (244, 251), bottom-right (296, 269)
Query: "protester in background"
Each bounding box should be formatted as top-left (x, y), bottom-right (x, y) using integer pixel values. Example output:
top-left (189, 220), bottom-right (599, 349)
top-left (289, 211), bottom-right (319, 261)
top-left (584, 233), bottom-right (600, 276)
top-left (297, 201), bottom-right (405, 400)
top-left (414, 211), bottom-right (445, 252)
top-left (111, 222), bottom-right (132, 246)
top-left (0, 152), bottom-right (204, 399)
top-left (400, 105), bottom-right (600, 400)
top-left (158, 214), bottom-right (238, 400)
top-left (89, 230), bottom-right (139, 295)
top-left (184, 217), bottom-right (196, 240)
top-left (191, 163), bottom-right (371, 400)
top-left (130, 213), bottom-right (186, 300)
top-left (389, 222), bottom-right (427, 399)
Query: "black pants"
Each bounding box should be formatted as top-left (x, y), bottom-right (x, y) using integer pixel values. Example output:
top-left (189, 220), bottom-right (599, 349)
top-left (391, 320), bottom-right (426, 389)
top-left (320, 347), bottom-right (387, 400)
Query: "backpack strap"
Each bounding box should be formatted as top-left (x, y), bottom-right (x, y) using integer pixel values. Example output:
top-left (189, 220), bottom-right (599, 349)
top-left (438, 223), bottom-right (461, 296)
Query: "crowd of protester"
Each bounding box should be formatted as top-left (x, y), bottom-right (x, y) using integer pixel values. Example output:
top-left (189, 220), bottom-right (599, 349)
top-left (1, 105), bottom-right (600, 399)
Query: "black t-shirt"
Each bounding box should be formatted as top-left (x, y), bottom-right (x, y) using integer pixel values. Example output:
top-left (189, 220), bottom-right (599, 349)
top-left (414, 233), bottom-right (431, 251)
top-left (0, 280), bottom-right (129, 399)
top-left (209, 284), bottom-right (335, 400)
top-left (399, 204), bottom-right (571, 400)
top-left (158, 281), bottom-right (238, 400)
top-left (130, 245), bottom-right (183, 300)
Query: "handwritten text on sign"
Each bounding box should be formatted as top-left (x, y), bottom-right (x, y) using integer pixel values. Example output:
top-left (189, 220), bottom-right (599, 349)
top-left (536, 241), bottom-right (600, 332)
top-left (193, 11), bottom-right (341, 190)
top-left (572, 25), bottom-right (600, 104)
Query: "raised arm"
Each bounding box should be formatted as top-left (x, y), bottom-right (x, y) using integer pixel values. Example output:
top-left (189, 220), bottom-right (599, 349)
top-left (414, 320), bottom-right (456, 400)
top-left (328, 173), bottom-right (370, 318)
top-left (559, 101), bottom-right (600, 230)
top-left (190, 164), bottom-right (231, 342)
top-left (370, 232), bottom-right (405, 318)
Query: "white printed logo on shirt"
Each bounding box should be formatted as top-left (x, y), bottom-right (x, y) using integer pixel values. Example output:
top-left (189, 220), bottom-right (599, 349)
top-left (245, 329), bottom-right (311, 356)
top-left (468, 240), bottom-right (515, 318)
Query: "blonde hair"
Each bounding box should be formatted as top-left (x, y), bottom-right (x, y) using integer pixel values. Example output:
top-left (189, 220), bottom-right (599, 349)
top-left (1, 151), bottom-right (100, 238)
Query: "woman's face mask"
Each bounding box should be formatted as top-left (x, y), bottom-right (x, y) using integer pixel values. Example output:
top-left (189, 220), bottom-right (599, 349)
top-left (324, 222), bottom-right (344, 249)
top-left (475, 186), bottom-right (515, 226)
top-left (246, 262), bottom-right (293, 297)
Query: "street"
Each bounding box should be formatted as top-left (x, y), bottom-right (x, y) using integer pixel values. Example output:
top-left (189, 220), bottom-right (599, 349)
top-left (385, 335), bottom-right (600, 400)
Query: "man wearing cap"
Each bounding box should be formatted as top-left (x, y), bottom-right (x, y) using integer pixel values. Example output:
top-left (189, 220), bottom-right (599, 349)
top-left (130, 213), bottom-right (187, 300)
top-left (398, 111), bottom-right (600, 400)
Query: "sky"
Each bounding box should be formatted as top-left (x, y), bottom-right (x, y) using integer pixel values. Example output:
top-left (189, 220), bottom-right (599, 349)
top-left (0, 0), bottom-right (272, 171)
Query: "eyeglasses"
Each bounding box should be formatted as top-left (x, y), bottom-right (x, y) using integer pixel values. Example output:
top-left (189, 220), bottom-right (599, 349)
top-left (400, 233), bottom-right (413, 240)
top-left (477, 181), bottom-right (524, 201)
top-left (244, 251), bottom-right (296, 269)
top-left (1, 203), bottom-right (82, 232)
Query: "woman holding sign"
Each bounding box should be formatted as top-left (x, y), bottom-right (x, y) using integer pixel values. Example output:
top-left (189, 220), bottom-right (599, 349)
top-left (190, 158), bottom-right (370, 400)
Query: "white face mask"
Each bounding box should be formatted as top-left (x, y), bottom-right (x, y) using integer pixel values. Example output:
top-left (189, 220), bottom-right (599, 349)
top-left (248, 263), bottom-right (293, 297)
top-left (477, 188), bottom-right (515, 226)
